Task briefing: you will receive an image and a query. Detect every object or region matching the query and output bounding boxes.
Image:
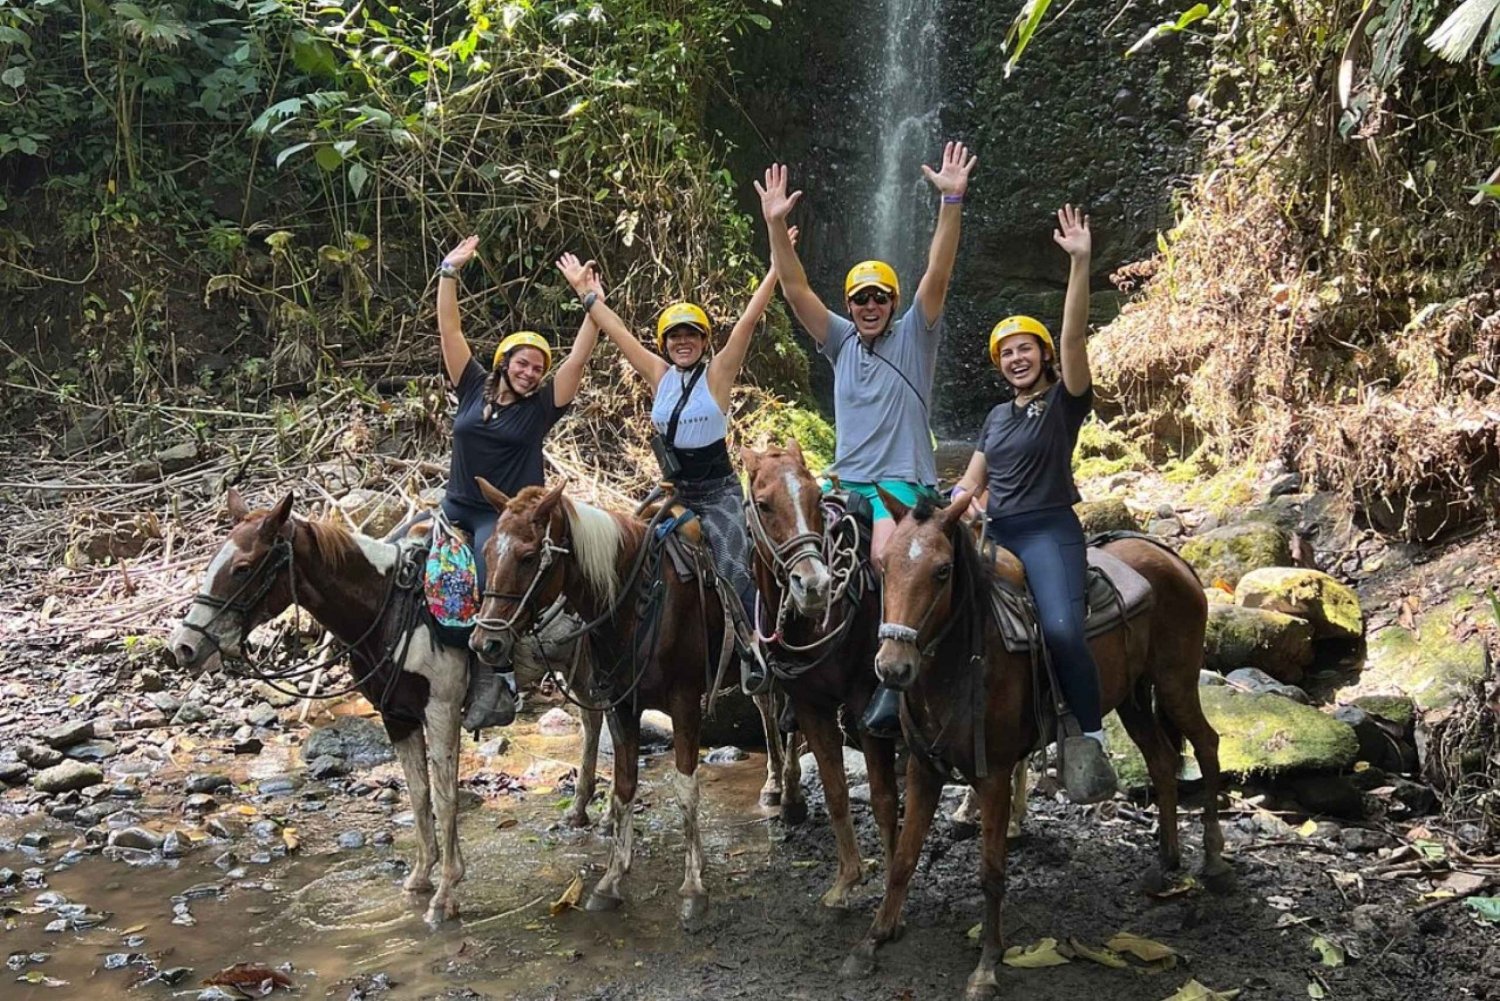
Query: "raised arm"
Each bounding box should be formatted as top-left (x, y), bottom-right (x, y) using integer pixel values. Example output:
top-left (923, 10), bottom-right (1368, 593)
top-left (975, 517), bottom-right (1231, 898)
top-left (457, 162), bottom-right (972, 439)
top-left (557, 252), bottom-right (669, 388)
top-left (950, 450), bottom-right (989, 521)
top-left (756, 165), bottom-right (831, 345)
top-left (437, 235), bottom-right (478, 384)
top-left (1052, 204), bottom-right (1093, 396)
top-left (708, 227), bottom-right (798, 409)
top-left (551, 262), bottom-right (603, 406)
top-left (913, 141), bottom-right (978, 327)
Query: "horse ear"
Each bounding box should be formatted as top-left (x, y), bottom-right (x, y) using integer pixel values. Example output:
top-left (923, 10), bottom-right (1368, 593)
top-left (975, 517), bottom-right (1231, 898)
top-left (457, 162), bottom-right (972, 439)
top-left (227, 487), bottom-right (249, 524)
top-left (783, 437), bottom-right (805, 465)
top-left (875, 485), bottom-right (909, 522)
top-left (739, 446), bottom-right (762, 477)
top-left (533, 480), bottom-right (568, 523)
top-left (475, 477), bottom-right (510, 513)
top-left (939, 491), bottom-right (969, 530)
top-left (262, 492), bottom-right (294, 539)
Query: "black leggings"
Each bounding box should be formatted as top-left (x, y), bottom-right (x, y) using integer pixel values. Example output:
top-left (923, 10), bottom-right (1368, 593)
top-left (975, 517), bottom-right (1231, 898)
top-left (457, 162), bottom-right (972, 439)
top-left (985, 505), bottom-right (1103, 732)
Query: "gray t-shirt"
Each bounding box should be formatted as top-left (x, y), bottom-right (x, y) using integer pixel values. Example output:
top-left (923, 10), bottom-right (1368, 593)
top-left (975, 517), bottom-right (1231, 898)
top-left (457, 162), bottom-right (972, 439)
top-left (820, 305), bottom-right (941, 485)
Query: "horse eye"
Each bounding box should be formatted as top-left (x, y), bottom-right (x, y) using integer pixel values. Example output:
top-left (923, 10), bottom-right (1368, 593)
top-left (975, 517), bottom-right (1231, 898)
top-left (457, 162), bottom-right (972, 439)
top-left (756, 499), bottom-right (771, 513)
top-left (935, 562), bottom-right (953, 581)
top-left (231, 565), bottom-right (251, 577)
top-left (520, 551), bottom-right (537, 565)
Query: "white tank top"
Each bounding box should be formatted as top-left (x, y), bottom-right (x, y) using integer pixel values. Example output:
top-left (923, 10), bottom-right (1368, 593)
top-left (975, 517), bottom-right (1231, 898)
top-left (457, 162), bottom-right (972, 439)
top-left (651, 365), bottom-right (728, 449)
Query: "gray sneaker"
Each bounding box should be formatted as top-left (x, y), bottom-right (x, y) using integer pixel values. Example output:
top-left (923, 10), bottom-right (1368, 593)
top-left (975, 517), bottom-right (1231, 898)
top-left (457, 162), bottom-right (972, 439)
top-left (1061, 735), bottom-right (1118, 805)
top-left (464, 669), bottom-right (517, 731)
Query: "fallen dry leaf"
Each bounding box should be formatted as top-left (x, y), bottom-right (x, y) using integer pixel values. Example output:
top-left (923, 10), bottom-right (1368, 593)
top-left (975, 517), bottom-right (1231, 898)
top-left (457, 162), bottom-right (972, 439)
top-left (203, 963), bottom-right (294, 992)
top-left (1067, 937), bottom-right (1129, 968)
top-left (549, 873), bottom-right (584, 917)
top-left (1310, 934), bottom-right (1345, 967)
top-left (281, 827), bottom-right (299, 853)
top-left (1001, 937), bottom-right (1070, 968)
top-left (1108, 932), bottom-right (1178, 963)
top-left (1163, 979), bottom-right (1241, 1001)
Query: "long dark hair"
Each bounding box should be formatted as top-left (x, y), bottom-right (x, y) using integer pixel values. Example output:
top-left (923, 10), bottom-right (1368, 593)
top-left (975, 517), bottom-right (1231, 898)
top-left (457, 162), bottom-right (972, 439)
top-left (481, 348), bottom-right (537, 419)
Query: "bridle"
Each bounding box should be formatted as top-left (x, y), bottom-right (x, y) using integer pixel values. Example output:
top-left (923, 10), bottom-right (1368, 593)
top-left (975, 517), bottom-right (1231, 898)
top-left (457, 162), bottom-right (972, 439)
top-left (179, 534), bottom-right (295, 660)
top-left (474, 521), bottom-right (571, 644)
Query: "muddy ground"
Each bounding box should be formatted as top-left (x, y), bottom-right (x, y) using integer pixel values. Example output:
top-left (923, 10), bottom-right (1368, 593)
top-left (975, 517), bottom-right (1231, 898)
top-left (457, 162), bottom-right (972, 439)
top-left (1, 632), bottom-right (1497, 1001)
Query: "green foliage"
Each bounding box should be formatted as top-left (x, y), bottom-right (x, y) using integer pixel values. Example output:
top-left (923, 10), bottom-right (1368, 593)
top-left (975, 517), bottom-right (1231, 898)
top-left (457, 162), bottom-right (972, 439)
top-left (739, 396), bottom-right (835, 474)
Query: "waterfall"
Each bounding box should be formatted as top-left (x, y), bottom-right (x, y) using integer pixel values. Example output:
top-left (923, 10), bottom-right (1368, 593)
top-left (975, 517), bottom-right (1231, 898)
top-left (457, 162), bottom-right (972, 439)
top-left (868, 0), bottom-right (946, 288)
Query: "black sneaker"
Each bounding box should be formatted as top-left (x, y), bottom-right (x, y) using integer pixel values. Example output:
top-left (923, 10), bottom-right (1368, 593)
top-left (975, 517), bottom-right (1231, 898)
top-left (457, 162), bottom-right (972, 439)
top-left (464, 669), bottom-right (517, 731)
top-left (859, 685), bottom-right (903, 740)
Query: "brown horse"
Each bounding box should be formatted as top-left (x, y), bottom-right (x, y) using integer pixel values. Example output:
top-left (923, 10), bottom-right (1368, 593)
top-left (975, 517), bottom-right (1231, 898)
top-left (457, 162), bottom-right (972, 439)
top-left (841, 491), bottom-right (1230, 999)
top-left (741, 441), bottom-right (899, 907)
top-left (170, 489), bottom-right (470, 925)
top-left (468, 480), bottom-right (722, 926)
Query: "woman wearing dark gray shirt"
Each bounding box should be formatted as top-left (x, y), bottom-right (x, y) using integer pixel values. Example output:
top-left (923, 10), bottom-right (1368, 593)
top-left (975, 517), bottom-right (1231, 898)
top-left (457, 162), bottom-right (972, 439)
top-left (949, 205), bottom-right (1117, 805)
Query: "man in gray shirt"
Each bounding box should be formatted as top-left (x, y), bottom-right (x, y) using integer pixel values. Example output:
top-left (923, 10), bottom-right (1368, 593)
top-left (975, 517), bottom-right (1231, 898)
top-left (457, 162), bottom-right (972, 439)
top-left (756, 143), bottom-right (976, 559)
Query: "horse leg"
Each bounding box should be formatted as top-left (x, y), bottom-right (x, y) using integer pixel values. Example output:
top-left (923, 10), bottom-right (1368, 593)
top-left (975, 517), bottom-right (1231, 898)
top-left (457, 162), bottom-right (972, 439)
top-left (566, 705), bottom-right (603, 829)
top-left (861, 732), bottom-right (899, 870)
top-left (841, 755), bottom-right (944, 979)
top-left (387, 720), bottom-right (436, 895)
top-left (753, 690), bottom-right (783, 807)
top-left (965, 769), bottom-right (1016, 1001)
top-left (1008, 756), bottom-right (1029, 839)
top-left (778, 701), bottom-right (809, 826)
top-left (671, 693), bottom-right (708, 928)
top-left (1160, 685), bottom-right (1232, 891)
top-left (1116, 694), bottom-right (1182, 891)
top-left (587, 711), bottom-right (641, 910)
top-left (801, 706), bottom-right (863, 908)
top-left (422, 698), bottom-right (465, 925)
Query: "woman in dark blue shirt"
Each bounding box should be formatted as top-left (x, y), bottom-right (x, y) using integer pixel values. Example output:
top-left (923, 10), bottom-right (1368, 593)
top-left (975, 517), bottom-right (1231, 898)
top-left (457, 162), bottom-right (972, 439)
top-left (434, 235), bottom-right (601, 727)
top-left (949, 205), bottom-right (1117, 804)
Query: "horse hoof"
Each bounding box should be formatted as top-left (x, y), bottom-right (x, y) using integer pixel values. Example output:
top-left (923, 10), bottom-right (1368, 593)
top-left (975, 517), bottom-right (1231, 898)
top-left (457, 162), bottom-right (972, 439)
top-left (403, 876), bottom-right (434, 895)
top-left (680, 894), bottom-right (709, 929)
top-left (780, 799), bottom-right (809, 827)
top-left (423, 899), bottom-right (459, 926)
top-left (840, 951), bottom-right (875, 979)
top-left (759, 788), bottom-right (782, 808)
top-left (1202, 863), bottom-right (1236, 896)
top-left (564, 810), bottom-right (591, 830)
top-left (1139, 865), bottom-right (1169, 895)
top-left (585, 891), bottom-right (623, 912)
top-left (964, 973), bottom-right (1000, 1001)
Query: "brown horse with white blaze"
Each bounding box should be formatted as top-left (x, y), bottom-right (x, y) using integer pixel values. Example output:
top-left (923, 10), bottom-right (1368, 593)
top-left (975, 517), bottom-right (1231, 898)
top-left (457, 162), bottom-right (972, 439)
top-left (741, 441), bottom-right (898, 907)
top-left (170, 489), bottom-right (470, 926)
top-left (841, 489), bottom-right (1230, 1000)
top-left (468, 479), bottom-right (721, 927)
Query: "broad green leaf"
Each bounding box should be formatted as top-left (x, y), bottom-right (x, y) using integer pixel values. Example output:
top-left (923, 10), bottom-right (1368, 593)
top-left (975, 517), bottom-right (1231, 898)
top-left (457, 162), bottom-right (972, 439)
top-left (347, 163), bottom-right (369, 197)
top-left (1310, 934), bottom-right (1345, 967)
top-left (274, 141), bottom-right (312, 168)
top-left (1003, 0), bottom-right (1054, 76)
top-left (314, 144), bottom-right (344, 171)
top-left (1, 66), bottom-right (25, 88)
top-left (1464, 895), bottom-right (1500, 922)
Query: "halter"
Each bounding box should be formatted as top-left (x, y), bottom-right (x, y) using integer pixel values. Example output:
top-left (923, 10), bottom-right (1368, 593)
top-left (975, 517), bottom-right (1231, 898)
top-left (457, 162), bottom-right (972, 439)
top-left (474, 522), bottom-right (571, 641)
top-left (179, 534), bottom-right (295, 657)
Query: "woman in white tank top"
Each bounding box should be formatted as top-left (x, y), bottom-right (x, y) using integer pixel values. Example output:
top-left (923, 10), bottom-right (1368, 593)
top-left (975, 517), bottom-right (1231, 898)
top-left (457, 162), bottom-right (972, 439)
top-left (555, 230), bottom-right (797, 694)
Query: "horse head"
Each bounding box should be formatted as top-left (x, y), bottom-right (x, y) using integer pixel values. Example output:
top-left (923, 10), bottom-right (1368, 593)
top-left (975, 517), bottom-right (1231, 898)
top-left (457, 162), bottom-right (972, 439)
top-left (171, 487), bottom-right (297, 673)
top-left (741, 439), bottom-right (832, 617)
top-left (871, 488), bottom-right (971, 690)
top-left (470, 479), bottom-right (572, 667)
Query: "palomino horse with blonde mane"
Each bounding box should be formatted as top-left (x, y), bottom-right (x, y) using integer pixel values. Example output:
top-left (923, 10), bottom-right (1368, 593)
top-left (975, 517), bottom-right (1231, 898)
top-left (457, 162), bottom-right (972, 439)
top-left (841, 489), bottom-right (1230, 1000)
top-left (171, 489), bottom-right (471, 926)
top-left (468, 479), bottom-right (724, 926)
top-left (740, 441), bottom-right (899, 906)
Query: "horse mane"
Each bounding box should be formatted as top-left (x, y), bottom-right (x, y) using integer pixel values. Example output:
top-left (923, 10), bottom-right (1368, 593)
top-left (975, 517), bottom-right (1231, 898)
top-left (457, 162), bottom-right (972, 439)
top-left (561, 496), bottom-right (639, 607)
top-left (298, 516), bottom-right (359, 570)
top-left (943, 506), bottom-right (996, 634)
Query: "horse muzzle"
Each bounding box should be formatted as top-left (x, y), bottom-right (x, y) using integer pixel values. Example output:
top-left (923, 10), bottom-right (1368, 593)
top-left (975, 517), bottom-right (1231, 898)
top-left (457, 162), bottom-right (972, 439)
top-left (787, 557), bottom-right (832, 616)
top-left (873, 637), bottom-right (918, 690)
top-left (469, 626), bottom-right (514, 668)
top-left (169, 622), bottom-right (228, 674)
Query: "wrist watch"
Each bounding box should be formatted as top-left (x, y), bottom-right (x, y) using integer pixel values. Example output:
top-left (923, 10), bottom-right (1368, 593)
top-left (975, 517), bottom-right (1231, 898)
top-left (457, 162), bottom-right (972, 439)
top-left (581, 291), bottom-right (598, 311)
top-left (437, 262), bottom-right (459, 281)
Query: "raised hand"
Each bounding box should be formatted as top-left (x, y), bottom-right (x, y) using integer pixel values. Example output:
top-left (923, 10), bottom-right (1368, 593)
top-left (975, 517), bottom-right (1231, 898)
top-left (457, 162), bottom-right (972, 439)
top-left (921, 141), bottom-right (978, 198)
top-left (755, 163), bottom-right (804, 223)
top-left (556, 252), bottom-right (601, 297)
top-left (1052, 204), bottom-right (1091, 259)
top-left (443, 234), bottom-right (479, 269)
top-left (787, 225), bottom-right (799, 249)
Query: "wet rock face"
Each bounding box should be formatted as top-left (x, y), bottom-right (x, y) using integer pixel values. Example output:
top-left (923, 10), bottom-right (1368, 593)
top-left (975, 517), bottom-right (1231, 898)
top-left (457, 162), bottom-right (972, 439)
top-left (1180, 522), bottom-right (1293, 589)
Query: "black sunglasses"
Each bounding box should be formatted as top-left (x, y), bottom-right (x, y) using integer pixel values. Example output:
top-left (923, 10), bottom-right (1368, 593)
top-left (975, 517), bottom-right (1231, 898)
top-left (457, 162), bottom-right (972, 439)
top-left (849, 289), bottom-right (892, 306)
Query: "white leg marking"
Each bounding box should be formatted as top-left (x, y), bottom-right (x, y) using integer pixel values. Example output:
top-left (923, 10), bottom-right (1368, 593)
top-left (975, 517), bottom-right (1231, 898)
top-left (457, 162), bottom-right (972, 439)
top-left (673, 769), bottom-right (706, 901)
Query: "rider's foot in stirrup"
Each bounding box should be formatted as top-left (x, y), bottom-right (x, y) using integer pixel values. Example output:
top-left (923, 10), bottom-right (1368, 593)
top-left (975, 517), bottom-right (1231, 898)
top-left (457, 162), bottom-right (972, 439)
top-left (464, 668), bottom-right (518, 731)
top-left (1061, 731), bottom-right (1118, 805)
top-left (739, 641), bottom-right (772, 696)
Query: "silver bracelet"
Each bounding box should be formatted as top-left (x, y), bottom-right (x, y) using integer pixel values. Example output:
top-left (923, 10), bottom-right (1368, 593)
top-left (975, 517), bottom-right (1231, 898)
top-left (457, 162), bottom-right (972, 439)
top-left (437, 262), bottom-right (459, 281)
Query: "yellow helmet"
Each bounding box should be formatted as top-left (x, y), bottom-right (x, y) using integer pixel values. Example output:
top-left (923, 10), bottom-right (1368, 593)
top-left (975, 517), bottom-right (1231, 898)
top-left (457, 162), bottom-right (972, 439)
top-left (655, 302), bottom-right (711, 351)
top-left (493, 331), bottom-right (553, 373)
top-left (844, 260), bottom-right (900, 299)
top-left (988, 315), bottom-right (1055, 369)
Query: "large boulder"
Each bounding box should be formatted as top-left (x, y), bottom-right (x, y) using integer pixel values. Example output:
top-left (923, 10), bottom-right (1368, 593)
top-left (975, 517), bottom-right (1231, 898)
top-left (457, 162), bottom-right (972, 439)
top-left (300, 716), bottom-right (393, 769)
top-left (1235, 567), bottom-right (1362, 640)
top-left (1358, 592), bottom-right (1488, 709)
top-left (1105, 686), bottom-right (1358, 785)
top-left (1179, 522), bottom-right (1291, 589)
top-left (1075, 498), bottom-right (1140, 535)
top-left (1204, 604), bottom-right (1314, 682)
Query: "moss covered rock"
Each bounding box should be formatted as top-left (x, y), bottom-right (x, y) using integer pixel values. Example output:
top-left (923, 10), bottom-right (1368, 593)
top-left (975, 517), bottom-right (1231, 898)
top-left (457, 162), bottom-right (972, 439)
top-left (1179, 522), bottom-right (1291, 589)
top-left (1105, 686), bottom-right (1358, 786)
top-left (1204, 604), bottom-right (1314, 682)
top-left (1204, 587), bottom-right (1234, 606)
top-left (1076, 497), bottom-right (1140, 535)
top-left (1350, 694), bottom-right (1418, 735)
top-left (1358, 592), bottom-right (1487, 710)
top-left (1234, 567), bottom-right (1363, 640)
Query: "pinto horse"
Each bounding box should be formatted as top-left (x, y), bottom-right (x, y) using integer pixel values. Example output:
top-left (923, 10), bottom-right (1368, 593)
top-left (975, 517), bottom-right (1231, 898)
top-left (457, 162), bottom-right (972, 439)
top-left (170, 489), bottom-right (470, 926)
top-left (740, 442), bottom-right (898, 907)
top-left (468, 480), bottom-right (723, 926)
top-left (841, 490), bottom-right (1230, 1000)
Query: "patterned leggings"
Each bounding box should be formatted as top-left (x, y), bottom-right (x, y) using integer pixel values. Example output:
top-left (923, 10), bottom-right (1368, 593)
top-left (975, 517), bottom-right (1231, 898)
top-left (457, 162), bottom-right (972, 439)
top-left (672, 473), bottom-right (756, 628)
